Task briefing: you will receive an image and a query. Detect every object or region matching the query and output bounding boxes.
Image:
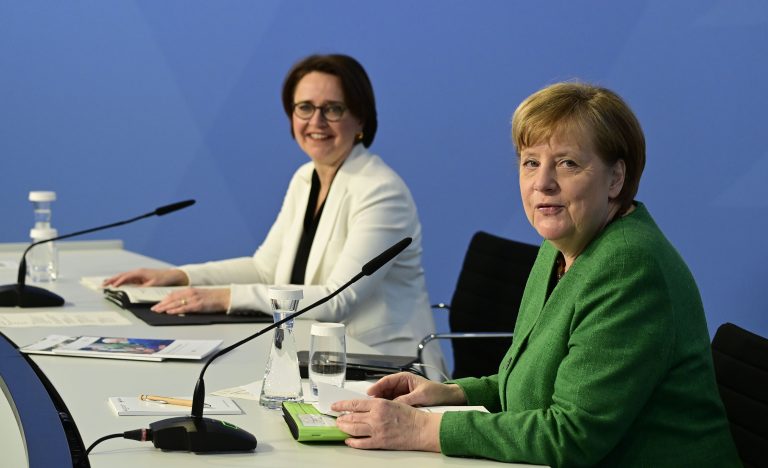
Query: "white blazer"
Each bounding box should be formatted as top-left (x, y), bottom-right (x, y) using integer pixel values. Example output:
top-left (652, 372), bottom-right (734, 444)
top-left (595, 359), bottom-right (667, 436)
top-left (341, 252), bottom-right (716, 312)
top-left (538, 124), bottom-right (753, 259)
top-left (181, 145), bottom-right (443, 370)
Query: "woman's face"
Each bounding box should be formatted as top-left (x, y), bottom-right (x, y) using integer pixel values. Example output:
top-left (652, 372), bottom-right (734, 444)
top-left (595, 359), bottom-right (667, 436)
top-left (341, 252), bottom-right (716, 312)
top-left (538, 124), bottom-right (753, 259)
top-left (292, 71), bottom-right (363, 171)
top-left (519, 131), bottom-right (625, 260)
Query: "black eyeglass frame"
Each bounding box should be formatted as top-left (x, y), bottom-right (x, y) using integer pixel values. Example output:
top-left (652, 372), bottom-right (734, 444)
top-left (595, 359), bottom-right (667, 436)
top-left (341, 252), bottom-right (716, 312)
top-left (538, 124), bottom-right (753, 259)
top-left (292, 101), bottom-right (348, 122)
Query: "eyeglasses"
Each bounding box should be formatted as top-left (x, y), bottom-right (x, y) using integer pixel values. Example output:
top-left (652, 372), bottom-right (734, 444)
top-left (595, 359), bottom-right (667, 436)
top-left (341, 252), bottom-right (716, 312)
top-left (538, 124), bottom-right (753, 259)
top-left (293, 101), bottom-right (347, 122)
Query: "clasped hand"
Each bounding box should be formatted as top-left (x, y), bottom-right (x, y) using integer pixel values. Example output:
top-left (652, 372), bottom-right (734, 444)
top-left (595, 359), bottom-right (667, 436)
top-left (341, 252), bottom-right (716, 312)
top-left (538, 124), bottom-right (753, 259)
top-left (331, 372), bottom-right (467, 452)
top-left (103, 268), bottom-right (230, 314)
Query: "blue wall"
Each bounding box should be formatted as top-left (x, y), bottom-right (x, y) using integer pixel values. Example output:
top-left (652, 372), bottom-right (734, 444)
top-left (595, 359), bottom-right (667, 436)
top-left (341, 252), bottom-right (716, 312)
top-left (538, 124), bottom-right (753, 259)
top-left (2, 1), bottom-right (766, 356)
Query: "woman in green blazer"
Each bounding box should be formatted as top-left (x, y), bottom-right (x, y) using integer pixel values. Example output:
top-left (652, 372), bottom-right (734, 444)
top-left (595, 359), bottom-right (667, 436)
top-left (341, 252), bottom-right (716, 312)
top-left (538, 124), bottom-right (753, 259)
top-left (333, 82), bottom-right (741, 467)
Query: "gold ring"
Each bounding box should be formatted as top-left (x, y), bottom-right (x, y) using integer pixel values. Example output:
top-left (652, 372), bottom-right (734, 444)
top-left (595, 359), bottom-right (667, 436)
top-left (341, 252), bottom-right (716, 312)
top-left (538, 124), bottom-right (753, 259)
top-left (180, 298), bottom-right (187, 306)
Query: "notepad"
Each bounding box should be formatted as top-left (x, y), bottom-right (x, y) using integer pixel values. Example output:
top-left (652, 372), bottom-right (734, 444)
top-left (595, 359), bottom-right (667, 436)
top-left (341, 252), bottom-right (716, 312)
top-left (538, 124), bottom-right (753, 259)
top-left (109, 396), bottom-right (243, 416)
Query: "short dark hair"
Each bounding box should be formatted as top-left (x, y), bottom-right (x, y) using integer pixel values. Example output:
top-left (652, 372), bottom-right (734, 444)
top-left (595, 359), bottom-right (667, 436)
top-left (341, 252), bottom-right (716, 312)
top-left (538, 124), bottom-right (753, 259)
top-left (282, 54), bottom-right (378, 148)
top-left (512, 82), bottom-right (645, 214)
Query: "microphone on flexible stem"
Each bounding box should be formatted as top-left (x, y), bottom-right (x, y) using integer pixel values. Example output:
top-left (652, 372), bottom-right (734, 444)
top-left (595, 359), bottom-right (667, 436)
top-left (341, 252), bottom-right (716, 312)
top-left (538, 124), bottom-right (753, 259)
top-left (147, 237), bottom-right (413, 453)
top-left (0, 199), bottom-right (196, 308)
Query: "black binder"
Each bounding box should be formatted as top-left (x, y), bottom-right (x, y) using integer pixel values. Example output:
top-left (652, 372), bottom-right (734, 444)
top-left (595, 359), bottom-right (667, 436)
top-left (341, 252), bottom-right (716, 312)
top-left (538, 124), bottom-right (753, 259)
top-left (104, 290), bottom-right (272, 326)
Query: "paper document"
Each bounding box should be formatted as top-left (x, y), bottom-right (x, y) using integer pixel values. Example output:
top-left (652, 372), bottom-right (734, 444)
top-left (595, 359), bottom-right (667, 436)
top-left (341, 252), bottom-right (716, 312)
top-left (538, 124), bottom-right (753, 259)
top-left (0, 311), bottom-right (131, 328)
top-left (212, 379), bottom-right (487, 416)
top-left (418, 405), bottom-right (489, 413)
top-left (213, 381), bottom-right (314, 401)
top-left (109, 396), bottom-right (243, 416)
top-left (212, 380), bottom-right (373, 402)
top-left (82, 275), bottom-right (187, 303)
top-left (313, 382), bottom-right (488, 417)
top-left (82, 276), bottom-right (221, 305)
top-left (0, 260), bottom-right (19, 270)
top-left (315, 382), bottom-right (372, 416)
top-left (80, 276), bottom-right (109, 291)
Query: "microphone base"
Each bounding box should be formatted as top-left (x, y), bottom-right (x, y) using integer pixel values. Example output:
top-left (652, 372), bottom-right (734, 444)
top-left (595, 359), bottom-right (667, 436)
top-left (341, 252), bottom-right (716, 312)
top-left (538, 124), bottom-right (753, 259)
top-left (0, 284), bottom-right (65, 308)
top-left (150, 416), bottom-right (257, 453)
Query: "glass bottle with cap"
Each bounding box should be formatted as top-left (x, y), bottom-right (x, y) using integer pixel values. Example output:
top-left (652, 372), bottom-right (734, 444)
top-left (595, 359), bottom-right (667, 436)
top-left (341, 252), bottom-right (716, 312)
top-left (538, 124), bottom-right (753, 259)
top-left (29, 191), bottom-right (56, 229)
top-left (28, 191), bottom-right (58, 282)
top-left (309, 322), bottom-right (346, 396)
top-left (259, 286), bottom-right (304, 409)
top-left (28, 228), bottom-right (58, 282)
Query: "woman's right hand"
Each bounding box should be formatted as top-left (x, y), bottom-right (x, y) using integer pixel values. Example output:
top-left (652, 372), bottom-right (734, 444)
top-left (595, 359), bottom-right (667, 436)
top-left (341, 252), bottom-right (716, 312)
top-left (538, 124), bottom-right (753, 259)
top-left (102, 268), bottom-right (188, 288)
top-left (366, 372), bottom-right (467, 407)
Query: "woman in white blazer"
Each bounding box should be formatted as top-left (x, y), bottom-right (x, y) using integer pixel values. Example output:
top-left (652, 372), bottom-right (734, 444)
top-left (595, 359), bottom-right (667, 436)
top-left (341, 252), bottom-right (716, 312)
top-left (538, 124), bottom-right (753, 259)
top-left (105, 54), bottom-right (444, 374)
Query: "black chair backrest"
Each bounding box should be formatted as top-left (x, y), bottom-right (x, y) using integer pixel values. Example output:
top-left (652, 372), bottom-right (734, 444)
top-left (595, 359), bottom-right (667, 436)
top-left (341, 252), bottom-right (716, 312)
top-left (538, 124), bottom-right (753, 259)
top-left (711, 322), bottom-right (768, 468)
top-left (449, 231), bottom-right (538, 379)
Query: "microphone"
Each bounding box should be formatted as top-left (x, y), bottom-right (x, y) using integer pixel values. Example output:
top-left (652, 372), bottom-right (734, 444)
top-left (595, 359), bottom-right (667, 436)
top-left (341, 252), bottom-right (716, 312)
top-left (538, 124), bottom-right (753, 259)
top-left (0, 199), bottom-right (196, 308)
top-left (154, 199), bottom-right (195, 216)
top-left (361, 237), bottom-right (412, 276)
top-left (147, 237), bottom-right (412, 453)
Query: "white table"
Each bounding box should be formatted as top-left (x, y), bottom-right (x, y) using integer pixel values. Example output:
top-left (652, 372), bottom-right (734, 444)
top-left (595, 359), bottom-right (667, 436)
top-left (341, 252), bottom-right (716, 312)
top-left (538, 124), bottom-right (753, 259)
top-left (0, 242), bottom-right (536, 467)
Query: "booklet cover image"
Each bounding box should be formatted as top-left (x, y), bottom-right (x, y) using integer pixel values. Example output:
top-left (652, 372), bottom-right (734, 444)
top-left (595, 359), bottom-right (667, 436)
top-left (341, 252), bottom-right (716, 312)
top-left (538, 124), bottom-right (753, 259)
top-left (78, 337), bottom-right (174, 355)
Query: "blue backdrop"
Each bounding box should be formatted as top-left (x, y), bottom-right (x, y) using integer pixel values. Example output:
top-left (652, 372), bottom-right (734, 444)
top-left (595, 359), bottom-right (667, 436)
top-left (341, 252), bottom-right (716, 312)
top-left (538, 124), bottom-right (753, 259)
top-left (2, 1), bottom-right (766, 368)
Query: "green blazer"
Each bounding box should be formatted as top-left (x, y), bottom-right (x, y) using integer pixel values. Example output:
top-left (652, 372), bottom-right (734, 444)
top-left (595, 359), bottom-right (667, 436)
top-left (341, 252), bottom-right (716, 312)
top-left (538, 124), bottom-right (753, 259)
top-left (440, 203), bottom-right (740, 467)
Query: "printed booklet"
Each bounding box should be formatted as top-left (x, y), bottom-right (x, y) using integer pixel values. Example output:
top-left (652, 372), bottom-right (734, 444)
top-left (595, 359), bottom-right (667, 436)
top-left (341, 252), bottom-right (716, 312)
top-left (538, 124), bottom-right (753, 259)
top-left (20, 334), bottom-right (222, 361)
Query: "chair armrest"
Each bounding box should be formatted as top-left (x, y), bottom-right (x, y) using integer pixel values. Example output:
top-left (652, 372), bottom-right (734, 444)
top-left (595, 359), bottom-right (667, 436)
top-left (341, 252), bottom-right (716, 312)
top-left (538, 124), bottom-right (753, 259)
top-left (416, 332), bottom-right (514, 365)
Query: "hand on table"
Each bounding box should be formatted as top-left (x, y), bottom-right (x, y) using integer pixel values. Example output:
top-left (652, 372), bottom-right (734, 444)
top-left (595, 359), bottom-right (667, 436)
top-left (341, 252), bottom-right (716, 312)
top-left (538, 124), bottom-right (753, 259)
top-left (150, 287), bottom-right (231, 315)
top-left (331, 372), bottom-right (467, 452)
top-left (103, 268), bottom-right (188, 288)
top-left (103, 268), bottom-right (230, 314)
top-left (333, 398), bottom-right (442, 451)
top-left (367, 372), bottom-right (467, 407)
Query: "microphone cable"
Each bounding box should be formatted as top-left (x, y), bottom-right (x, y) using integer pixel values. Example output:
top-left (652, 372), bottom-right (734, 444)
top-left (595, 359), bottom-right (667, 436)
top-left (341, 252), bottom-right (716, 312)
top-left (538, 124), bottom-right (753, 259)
top-left (76, 428), bottom-right (152, 467)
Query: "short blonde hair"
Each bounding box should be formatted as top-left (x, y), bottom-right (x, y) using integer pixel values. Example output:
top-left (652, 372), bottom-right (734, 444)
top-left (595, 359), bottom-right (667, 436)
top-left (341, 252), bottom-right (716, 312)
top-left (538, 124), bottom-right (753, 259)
top-left (512, 82), bottom-right (645, 214)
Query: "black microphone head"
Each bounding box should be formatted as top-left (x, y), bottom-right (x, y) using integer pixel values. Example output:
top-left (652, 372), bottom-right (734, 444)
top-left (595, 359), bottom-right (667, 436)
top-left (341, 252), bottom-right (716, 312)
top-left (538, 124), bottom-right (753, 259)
top-left (361, 237), bottom-right (412, 276)
top-left (150, 416), bottom-right (256, 452)
top-left (155, 199), bottom-right (196, 216)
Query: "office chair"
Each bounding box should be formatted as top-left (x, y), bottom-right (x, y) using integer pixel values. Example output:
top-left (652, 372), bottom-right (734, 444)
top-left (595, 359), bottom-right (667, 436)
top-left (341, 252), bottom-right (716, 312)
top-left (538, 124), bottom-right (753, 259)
top-left (711, 322), bottom-right (768, 468)
top-left (418, 231), bottom-right (538, 379)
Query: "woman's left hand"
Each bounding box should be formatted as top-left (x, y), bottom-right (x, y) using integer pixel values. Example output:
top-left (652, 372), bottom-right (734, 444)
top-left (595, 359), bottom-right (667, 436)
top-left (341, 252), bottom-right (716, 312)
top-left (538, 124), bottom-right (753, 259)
top-left (332, 398), bottom-right (442, 452)
top-left (150, 287), bottom-right (230, 314)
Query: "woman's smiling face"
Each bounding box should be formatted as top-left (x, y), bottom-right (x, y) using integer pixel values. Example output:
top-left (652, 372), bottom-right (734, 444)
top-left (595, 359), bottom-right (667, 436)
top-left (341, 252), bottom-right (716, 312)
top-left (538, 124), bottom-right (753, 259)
top-left (292, 71), bottom-right (363, 171)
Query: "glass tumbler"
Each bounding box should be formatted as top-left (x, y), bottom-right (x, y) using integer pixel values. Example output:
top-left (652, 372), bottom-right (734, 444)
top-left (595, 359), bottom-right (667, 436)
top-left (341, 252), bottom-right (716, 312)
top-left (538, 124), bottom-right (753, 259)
top-left (309, 322), bottom-right (346, 396)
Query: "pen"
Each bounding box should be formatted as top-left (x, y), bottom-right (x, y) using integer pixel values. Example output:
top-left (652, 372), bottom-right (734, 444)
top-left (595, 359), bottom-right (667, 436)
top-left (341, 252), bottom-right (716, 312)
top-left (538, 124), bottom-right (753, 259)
top-left (139, 394), bottom-right (211, 408)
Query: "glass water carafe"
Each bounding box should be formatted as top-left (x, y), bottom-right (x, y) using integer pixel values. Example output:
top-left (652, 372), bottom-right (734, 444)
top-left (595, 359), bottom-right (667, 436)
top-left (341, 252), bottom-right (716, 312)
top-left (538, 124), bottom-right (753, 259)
top-left (259, 287), bottom-right (304, 409)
